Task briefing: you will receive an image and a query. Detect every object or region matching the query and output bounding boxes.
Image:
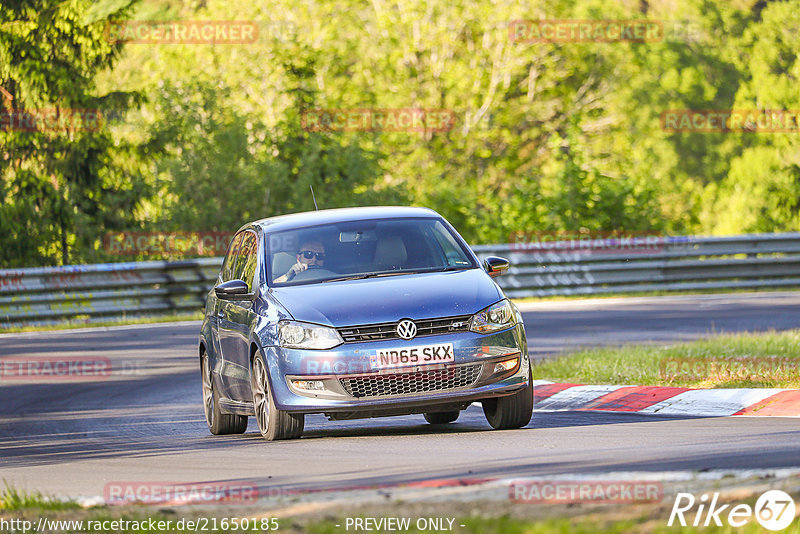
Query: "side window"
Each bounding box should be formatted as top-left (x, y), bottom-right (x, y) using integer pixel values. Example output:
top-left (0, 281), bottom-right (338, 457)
top-left (220, 233), bottom-right (243, 282)
top-left (238, 232), bottom-right (259, 291)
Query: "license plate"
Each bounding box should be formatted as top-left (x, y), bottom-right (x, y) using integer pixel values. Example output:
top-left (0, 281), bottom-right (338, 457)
top-left (370, 343), bottom-right (455, 370)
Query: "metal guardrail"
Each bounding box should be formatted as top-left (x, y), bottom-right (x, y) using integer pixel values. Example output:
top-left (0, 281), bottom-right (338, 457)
top-left (1, 232), bottom-right (800, 327)
top-left (472, 232), bottom-right (800, 298)
top-left (0, 259), bottom-right (222, 327)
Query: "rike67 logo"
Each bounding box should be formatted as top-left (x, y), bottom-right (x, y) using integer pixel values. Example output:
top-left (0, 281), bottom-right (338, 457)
top-left (669, 490), bottom-right (796, 531)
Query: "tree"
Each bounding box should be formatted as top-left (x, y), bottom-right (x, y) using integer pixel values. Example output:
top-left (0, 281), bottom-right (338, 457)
top-left (0, 0), bottom-right (147, 267)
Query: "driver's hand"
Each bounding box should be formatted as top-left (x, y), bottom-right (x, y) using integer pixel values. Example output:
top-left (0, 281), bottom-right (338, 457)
top-left (290, 261), bottom-right (308, 275)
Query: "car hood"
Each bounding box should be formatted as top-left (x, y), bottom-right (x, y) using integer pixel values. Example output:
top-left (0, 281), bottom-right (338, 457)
top-left (269, 269), bottom-right (503, 326)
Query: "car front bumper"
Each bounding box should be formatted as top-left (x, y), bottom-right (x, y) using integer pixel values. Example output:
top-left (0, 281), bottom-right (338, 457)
top-left (263, 324), bottom-right (530, 414)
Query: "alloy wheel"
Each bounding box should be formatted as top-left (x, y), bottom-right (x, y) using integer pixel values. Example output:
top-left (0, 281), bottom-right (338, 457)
top-left (252, 356), bottom-right (270, 434)
top-left (202, 355), bottom-right (214, 428)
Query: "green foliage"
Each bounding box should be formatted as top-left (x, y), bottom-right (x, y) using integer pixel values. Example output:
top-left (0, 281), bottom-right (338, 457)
top-left (704, 0), bottom-right (800, 234)
top-left (145, 60), bottom-right (402, 237)
top-left (0, 0), bottom-right (144, 267)
top-left (5, 0), bottom-right (800, 266)
top-left (705, 147), bottom-right (800, 233)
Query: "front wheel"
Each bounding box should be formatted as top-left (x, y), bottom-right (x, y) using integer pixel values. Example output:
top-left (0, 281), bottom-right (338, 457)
top-left (202, 353), bottom-right (247, 435)
top-left (482, 368), bottom-right (533, 430)
top-left (251, 351), bottom-right (304, 441)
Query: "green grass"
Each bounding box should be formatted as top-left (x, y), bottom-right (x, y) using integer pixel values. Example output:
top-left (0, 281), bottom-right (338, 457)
top-left (533, 329), bottom-right (800, 388)
top-left (0, 311), bottom-right (203, 334)
top-left (0, 484), bottom-right (79, 512)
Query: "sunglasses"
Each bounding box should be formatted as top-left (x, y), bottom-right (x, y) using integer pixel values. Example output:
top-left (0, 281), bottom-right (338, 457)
top-left (299, 250), bottom-right (325, 260)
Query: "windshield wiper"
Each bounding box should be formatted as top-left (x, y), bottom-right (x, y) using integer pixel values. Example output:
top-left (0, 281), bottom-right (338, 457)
top-left (320, 271), bottom-right (424, 283)
top-left (320, 274), bottom-right (371, 283)
top-left (418, 265), bottom-right (470, 273)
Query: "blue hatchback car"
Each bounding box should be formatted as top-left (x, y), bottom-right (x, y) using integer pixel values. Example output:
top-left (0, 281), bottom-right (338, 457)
top-left (199, 207), bottom-right (532, 440)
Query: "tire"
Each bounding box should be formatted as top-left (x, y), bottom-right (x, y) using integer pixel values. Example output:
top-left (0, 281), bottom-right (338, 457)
top-left (482, 367), bottom-right (533, 430)
top-left (423, 411), bottom-right (459, 424)
top-left (202, 352), bottom-right (247, 435)
top-left (251, 350), bottom-right (304, 441)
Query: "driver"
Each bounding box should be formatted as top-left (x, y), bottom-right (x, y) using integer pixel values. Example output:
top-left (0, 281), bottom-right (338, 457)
top-left (274, 240), bottom-right (326, 283)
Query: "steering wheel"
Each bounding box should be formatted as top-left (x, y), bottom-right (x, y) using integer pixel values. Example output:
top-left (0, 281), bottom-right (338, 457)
top-left (292, 267), bottom-right (336, 281)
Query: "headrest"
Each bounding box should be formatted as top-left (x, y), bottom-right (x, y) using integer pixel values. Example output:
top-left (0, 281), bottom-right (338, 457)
top-left (272, 252), bottom-right (296, 279)
top-left (374, 236), bottom-right (407, 269)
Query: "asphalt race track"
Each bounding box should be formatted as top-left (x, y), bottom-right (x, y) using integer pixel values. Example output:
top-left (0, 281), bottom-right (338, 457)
top-left (1, 291), bottom-right (799, 500)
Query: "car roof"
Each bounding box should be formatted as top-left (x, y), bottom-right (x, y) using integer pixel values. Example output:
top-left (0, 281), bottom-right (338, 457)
top-left (246, 206), bottom-right (441, 233)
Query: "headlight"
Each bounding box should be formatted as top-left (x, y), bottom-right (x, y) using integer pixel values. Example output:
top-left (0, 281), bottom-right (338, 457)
top-left (470, 299), bottom-right (516, 334)
top-left (278, 321), bottom-right (343, 350)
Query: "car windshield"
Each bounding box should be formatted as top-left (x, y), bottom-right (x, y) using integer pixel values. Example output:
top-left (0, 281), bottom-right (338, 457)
top-left (267, 217), bottom-right (476, 286)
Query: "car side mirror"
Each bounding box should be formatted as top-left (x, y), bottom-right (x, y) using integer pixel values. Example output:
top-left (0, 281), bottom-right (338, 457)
top-left (483, 256), bottom-right (510, 278)
top-left (215, 279), bottom-right (251, 299)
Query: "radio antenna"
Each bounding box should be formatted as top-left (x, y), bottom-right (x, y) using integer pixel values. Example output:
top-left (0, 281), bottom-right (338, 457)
top-left (310, 185), bottom-right (319, 210)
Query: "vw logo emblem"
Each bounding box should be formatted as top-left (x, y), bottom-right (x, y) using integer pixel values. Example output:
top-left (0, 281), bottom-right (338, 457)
top-left (396, 319), bottom-right (417, 340)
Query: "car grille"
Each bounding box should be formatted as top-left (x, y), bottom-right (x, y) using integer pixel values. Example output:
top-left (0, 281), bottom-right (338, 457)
top-left (339, 364), bottom-right (483, 398)
top-left (337, 315), bottom-right (472, 343)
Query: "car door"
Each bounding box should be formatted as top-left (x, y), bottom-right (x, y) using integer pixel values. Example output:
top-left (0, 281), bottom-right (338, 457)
top-left (217, 229), bottom-right (259, 402)
top-left (210, 232), bottom-right (242, 373)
